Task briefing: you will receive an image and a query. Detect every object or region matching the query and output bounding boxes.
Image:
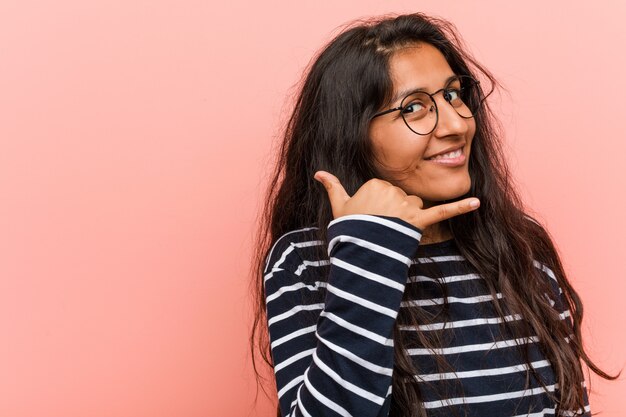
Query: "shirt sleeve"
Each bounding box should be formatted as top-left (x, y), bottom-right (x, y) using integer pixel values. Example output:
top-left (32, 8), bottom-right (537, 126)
top-left (534, 261), bottom-right (592, 417)
top-left (263, 214), bottom-right (422, 417)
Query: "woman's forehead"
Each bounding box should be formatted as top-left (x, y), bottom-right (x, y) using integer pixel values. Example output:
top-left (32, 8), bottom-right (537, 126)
top-left (388, 43), bottom-right (456, 96)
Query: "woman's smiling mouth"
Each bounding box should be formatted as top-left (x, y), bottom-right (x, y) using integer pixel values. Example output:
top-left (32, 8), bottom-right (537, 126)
top-left (424, 146), bottom-right (466, 166)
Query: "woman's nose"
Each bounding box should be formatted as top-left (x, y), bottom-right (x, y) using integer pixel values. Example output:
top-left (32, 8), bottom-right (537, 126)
top-left (433, 96), bottom-right (469, 138)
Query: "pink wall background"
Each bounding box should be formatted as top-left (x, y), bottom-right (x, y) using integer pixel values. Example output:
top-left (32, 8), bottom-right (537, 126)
top-left (0, 1), bottom-right (624, 416)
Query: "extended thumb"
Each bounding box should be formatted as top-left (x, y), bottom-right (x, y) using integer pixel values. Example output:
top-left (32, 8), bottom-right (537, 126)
top-left (314, 171), bottom-right (332, 190)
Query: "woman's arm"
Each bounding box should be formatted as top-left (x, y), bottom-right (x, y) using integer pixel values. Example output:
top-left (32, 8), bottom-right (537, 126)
top-left (264, 214), bottom-right (422, 417)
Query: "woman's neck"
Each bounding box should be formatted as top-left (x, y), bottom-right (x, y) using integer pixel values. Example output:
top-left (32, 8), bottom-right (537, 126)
top-left (419, 221), bottom-right (453, 244)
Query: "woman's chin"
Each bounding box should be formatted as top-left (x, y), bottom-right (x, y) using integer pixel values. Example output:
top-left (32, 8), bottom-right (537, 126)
top-left (420, 185), bottom-right (473, 206)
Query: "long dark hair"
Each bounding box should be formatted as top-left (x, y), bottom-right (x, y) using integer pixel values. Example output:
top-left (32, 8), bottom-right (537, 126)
top-left (250, 12), bottom-right (620, 416)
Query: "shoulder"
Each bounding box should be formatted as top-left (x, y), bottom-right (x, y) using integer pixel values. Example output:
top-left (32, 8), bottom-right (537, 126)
top-left (263, 225), bottom-right (322, 276)
top-left (263, 226), bottom-right (327, 306)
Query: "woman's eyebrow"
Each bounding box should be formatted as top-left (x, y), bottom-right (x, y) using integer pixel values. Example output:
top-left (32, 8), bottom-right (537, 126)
top-left (391, 74), bottom-right (459, 105)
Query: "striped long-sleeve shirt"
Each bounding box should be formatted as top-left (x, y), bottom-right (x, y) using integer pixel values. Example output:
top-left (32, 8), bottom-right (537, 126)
top-left (263, 214), bottom-right (591, 417)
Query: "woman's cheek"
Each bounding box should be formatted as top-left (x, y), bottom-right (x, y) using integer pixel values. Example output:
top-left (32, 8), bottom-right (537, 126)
top-left (389, 136), bottom-right (427, 164)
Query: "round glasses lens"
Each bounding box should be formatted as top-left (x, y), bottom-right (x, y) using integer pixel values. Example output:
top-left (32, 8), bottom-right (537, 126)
top-left (400, 92), bottom-right (437, 135)
top-left (453, 76), bottom-right (482, 118)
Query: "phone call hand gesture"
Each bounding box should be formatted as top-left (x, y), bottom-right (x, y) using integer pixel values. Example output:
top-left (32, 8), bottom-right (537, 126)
top-left (314, 170), bottom-right (480, 232)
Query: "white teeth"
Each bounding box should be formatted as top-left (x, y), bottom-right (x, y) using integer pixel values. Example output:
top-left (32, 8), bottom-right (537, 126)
top-left (429, 148), bottom-right (462, 160)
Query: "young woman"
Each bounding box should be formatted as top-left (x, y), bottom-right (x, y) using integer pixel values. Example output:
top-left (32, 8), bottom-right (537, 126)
top-left (250, 12), bottom-right (620, 417)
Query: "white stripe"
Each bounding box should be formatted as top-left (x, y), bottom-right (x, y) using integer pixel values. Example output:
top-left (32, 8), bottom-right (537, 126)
top-left (274, 348), bottom-right (316, 373)
top-left (512, 407), bottom-right (556, 417)
top-left (533, 260), bottom-right (565, 301)
top-left (408, 272), bottom-right (481, 284)
top-left (278, 375), bottom-right (304, 398)
top-left (264, 244), bottom-right (296, 283)
top-left (303, 367), bottom-right (353, 417)
top-left (320, 311), bottom-right (394, 346)
top-left (328, 214), bottom-right (422, 240)
top-left (268, 304), bottom-right (324, 327)
top-left (263, 267), bottom-right (285, 284)
top-left (414, 359), bottom-right (551, 382)
top-left (407, 335), bottom-right (539, 356)
top-left (312, 351), bottom-right (385, 405)
top-left (295, 384), bottom-right (310, 417)
top-left (294, 260), bottom-right (330, 276)
top-left (266, 281), bottom-right (327, 303)
top-left (330, 257), bottom-right (405, 291)
top-left (271, 325), bottom-right (317, 349)
top-left (401, 293), bottom-right (503, 307)
top-left (423, 383), bottom-right (558, 409)
top-left (412, 255), bottom-right (465, 264)
top-left (285, 398), bottom-right (298, 417)
top-left (400, 313), bottom-right (523, 331)
top-left (264, 239), bottom-right (323, 283)
top-left (294, 240), bottom-right (324, 249)
top-left (316, 332), bottom-right (393, 376)
top-left (544, 292), bottom-right (556, 307)
top-left (326, 283), bottom-right (398, 318)
top-left (533, 259), bottom-right (557, 282)
top-left (265, 228), bottom-right (317, 271)
top-left (328, 235), bottom-right (412, 266)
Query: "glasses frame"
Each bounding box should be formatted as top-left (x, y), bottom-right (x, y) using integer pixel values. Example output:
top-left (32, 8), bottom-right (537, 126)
top-left (371, 75), bottom-right (482, 136)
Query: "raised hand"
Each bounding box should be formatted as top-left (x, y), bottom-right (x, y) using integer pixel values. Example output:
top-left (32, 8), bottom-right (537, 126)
top-left (313, 170), bottom-right (480, 232)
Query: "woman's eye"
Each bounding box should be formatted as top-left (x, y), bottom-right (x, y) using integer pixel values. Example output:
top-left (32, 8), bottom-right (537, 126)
top-left (445, 88), bottom-right (462, 101)
top-left (402, 102), bottom-right (425, 113)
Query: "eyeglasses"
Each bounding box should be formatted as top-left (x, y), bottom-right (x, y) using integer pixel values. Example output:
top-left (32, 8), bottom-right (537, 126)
top-left (371, 75), bottom-right (484, 136)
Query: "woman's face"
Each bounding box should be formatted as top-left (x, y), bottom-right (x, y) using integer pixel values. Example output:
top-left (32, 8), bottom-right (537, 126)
top-left (368, 42), bottom-right (476, 208)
